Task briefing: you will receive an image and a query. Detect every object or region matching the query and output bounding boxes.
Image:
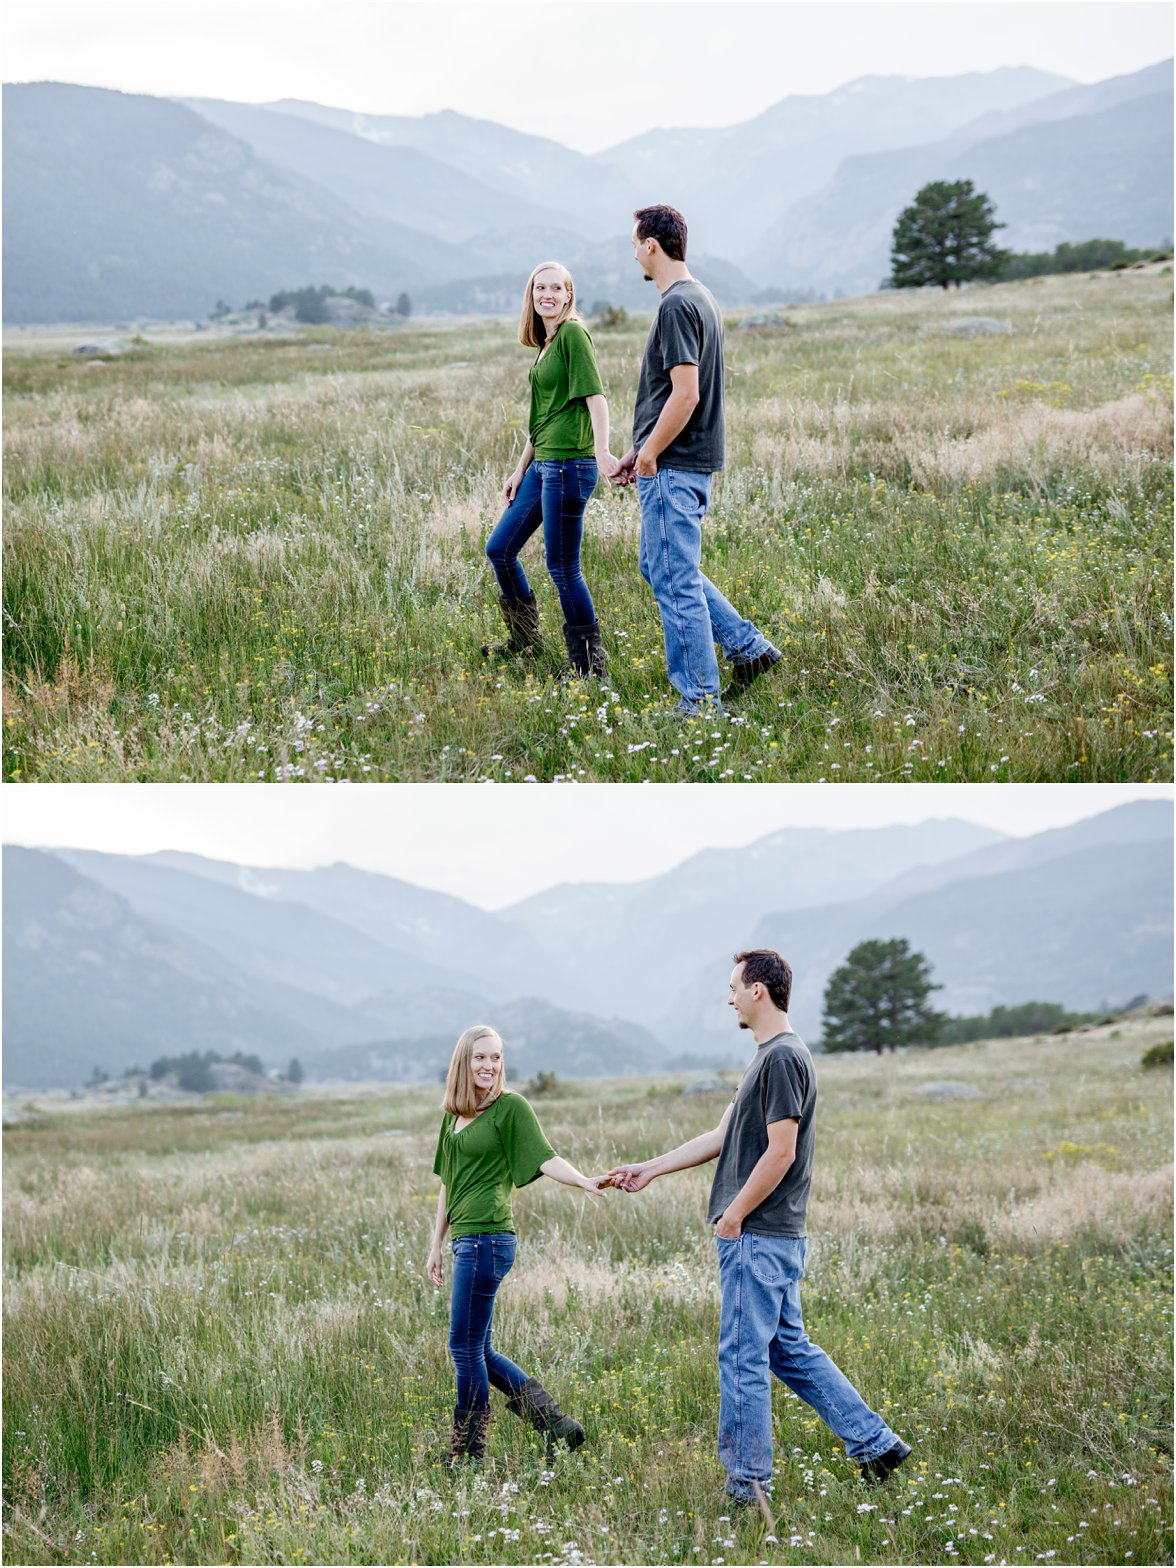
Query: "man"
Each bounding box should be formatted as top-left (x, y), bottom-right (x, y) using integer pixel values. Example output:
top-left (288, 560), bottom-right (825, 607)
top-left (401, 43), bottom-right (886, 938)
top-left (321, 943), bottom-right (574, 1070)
top-left (611, 204), bottom-right (780, 714)
top-left (606, 948), bottom-right (910, 1503)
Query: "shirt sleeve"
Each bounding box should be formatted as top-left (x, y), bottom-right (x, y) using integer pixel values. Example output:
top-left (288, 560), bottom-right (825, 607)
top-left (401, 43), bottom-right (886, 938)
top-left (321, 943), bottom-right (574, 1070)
top-left (761, 1052), bottom-right (807, 1123)
top-left (498, 1094), bottom-right (558, 1187)
top-left (656, 295), bottom-right (702, 369)
top-left (560, 323), bottom-right (605, 402)
top-left (433, 1117), bottom-right (449, 1179)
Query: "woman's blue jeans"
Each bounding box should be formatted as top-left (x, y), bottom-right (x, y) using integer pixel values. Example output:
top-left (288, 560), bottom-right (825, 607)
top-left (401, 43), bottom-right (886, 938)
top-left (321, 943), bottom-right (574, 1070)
top-left (716, 1234), bottom-right (898, 1499)
top-left (486, 458), bottom-right (598, 626)
top-left (449, 1232), bottom-right (528, 1411)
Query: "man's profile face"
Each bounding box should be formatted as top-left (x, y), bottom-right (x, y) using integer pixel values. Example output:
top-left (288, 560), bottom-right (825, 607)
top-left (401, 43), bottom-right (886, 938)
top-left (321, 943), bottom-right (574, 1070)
top-left (632, 224), bottom-right (655, 282)
top-left (728, 963), bottom-right (756, 1029)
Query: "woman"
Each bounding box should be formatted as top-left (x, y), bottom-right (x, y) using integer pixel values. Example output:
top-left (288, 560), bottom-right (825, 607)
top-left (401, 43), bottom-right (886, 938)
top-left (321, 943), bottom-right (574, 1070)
top-left (427, 1024), bottom-right (602, 1466)
top-left (482, 261), bottom-right (619, 678)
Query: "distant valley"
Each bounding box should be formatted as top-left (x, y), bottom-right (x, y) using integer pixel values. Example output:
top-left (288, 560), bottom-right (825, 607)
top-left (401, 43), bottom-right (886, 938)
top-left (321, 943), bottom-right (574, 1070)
top-left (3, 800), bottom-right (1170, 1088)
top-left (3, 60), bottom-right (1170, 321)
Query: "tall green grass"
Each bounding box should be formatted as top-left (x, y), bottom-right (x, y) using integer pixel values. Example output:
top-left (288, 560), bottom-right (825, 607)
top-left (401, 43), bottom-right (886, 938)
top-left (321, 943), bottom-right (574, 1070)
top-left (3, 273), bottom-right (1172, 780)
top-left (4, 1019), bottom-right (1171, 1564)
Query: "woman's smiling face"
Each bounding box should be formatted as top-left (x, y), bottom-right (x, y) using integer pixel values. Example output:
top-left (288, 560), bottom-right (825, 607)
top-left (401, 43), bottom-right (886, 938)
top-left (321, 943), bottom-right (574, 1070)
top-left (533, 268), bottom-right (570, 325)
top-left (471, 1039), bottom-right (502, 1097)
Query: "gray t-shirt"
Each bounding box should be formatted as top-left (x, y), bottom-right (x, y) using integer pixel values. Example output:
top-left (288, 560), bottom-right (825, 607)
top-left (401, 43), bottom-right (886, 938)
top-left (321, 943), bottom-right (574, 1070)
top-left (706, 1032), bottom-right (816, 1237)
top-left (632, 278), bottom-right (725, 473)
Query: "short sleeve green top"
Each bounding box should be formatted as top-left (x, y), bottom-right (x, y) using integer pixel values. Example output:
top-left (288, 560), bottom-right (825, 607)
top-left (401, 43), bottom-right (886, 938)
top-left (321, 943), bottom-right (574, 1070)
top-left (528, 320), bottom-right (604, 459)
top-left (433, 1091), bottom-right (557, 1238)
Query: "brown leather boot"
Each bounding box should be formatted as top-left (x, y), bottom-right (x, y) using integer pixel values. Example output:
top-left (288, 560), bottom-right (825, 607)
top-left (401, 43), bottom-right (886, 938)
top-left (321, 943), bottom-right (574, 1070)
top-left (562, 620), bottom-right (606, 679)
top-left (442, 1405), bottom-right (490, 1468)
top-left (505, 1377), bottom-right (585, 1453)
top-left (481, 592), bottom-right (542, 658)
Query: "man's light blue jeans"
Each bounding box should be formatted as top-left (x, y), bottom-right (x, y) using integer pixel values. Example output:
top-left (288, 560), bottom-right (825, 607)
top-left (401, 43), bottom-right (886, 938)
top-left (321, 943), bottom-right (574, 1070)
top-left (636, 469), bottom-right (772, 705)
top-left (716, 1233), bottom-right (899, 1499)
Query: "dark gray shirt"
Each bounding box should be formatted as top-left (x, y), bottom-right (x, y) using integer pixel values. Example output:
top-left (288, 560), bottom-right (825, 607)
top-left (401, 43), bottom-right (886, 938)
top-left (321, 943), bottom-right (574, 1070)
top-left (632, 278), bottom-right (725, 473)
top-left (706, 1031), bottom-right (816, 1237)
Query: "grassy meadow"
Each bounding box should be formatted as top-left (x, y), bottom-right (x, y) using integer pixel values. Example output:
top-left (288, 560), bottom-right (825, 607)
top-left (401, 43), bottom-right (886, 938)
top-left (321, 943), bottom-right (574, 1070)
top-left (3, 1017), bottom-right (1172, 1566)
top-left (3, 269), bottom-right (1172, 782)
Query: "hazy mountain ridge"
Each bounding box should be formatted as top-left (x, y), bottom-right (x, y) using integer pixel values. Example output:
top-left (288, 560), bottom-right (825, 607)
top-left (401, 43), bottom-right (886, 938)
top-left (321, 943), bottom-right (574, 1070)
top-left (6, 803), bottom-right (1168, 1089)
top-left (4, 60), bottom-right (1169, 322)
top-left (2, 847), bottom-right (663, 1089)
top-left (53, 848), bottom-right (475, 1005)
top-left (143, 850), bottom-right (542, 994)
top-left (656, 804), bottom-right (1174, 1050)
top-left (2, 82), bottom-right (430, 322)
top-left (595, 67), bottom-right (1074, 257)
top-left (3, 847), bottom-right (333, 1087)
top-left (502, 819), bottom-right (1005, 1018)
top-left (751, 61), bottom-right (1173, 291)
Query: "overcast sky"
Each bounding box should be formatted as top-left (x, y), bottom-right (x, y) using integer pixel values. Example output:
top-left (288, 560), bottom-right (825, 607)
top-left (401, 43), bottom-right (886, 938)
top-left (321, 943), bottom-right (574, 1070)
top-left (5, 0), bottom-right (1172, 152)
top-left (4, 784), bottom-right (1169, 908)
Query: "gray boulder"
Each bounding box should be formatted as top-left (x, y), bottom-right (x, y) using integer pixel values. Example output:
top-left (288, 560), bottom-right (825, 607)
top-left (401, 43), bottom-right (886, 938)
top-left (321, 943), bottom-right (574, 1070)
top-left (682, 1074), bottom-right (730, 1095)
top-left (736, 310), bottom-right (795, 331)
top-left (914, 1079), bottom-right (984, 1100)
top-left (943, 317), bottom-right (1014, 336)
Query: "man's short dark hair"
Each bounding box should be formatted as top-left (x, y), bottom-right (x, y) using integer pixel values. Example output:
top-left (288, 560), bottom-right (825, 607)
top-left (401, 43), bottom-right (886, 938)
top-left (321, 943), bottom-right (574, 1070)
top-left (634, 204), bottom-right (688, 262)
top-left (734, 949), bottom-right (793, 1012)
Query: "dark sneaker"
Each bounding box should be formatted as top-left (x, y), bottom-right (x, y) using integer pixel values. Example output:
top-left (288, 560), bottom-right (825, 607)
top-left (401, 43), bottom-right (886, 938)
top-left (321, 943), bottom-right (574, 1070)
top-left (859, 1438), bottom-right (911, 1484)
top-left (721, 645), bottom-right (781, 701)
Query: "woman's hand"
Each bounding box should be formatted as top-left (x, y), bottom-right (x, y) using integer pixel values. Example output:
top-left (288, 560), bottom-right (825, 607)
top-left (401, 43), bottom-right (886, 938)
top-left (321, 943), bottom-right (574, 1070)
top-left (426, 1246), bottom-right (444, 1287)
top-left (595, 450), bottom-right (622, 482)
top-left (503, 468), bottom-right (524, 503)
top-left (605, 1162), bottom-right (655, 1192)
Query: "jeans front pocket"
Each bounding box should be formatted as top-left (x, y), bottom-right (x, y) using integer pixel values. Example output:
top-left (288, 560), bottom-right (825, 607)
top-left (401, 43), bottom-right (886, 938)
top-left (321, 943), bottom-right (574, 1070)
top-left (575, 461), bottom-right (598, 502)
top-left (490, 1234), bottom-right (517, 1282)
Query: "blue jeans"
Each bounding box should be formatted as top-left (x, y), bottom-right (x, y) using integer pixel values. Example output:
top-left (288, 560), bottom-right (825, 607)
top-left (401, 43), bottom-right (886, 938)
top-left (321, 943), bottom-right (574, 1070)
top-left (449, 1232), bottom-right (528, 1411)
top-left (716, 1234), bottom-right (898, 1498)
top-left (486, 459), bottom-right (598, 626)
top-left (636, 469), bottom-right (772, 703)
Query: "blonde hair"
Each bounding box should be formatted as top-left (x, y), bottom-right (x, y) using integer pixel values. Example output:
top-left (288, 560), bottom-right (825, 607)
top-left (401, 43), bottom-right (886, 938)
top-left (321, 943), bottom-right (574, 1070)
top-left (518, 260), bottom-right (580, 348)
top-left (443, 1025), bottom-right (506, 1119)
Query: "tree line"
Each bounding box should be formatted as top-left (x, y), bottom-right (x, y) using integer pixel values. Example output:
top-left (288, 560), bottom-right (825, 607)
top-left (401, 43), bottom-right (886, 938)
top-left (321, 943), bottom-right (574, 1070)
top-left (820, 936), bottom-right (1117, 1053)
top-left (888, 178), bottom-right (1170, 291)
top-left (211, 285), bottom-right (414, 324)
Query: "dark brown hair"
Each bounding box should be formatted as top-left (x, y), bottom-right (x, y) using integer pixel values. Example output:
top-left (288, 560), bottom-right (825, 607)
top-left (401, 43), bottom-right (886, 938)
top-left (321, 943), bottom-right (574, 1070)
top-left (634, 204), bottom-right (688, 262)
top-left (733, 949), bottom-right (793, 1012)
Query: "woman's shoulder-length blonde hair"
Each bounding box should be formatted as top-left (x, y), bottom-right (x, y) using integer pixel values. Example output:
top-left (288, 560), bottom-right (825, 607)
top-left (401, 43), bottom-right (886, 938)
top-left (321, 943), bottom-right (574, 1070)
top-left (518, 260), bottom-right (581, 349)
top-left (443, 1025), bottom-right (507, 1119)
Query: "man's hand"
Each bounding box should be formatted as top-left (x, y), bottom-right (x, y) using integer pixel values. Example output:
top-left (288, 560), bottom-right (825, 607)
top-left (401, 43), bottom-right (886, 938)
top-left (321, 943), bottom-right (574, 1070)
top-left (609, 449), bottom-right (637, 487)
top-left (634, 446), bottom-right (658, 478)
top-left (605, 1163), bottom-right (655, 1193)
top-left (714, 1209), bottom-right (743, 1240)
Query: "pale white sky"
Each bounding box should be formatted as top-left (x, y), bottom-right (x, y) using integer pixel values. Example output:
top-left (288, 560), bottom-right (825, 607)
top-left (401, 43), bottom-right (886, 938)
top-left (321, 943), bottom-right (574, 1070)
top-left (4, 784), bottom-right (1169, 908)
top-left (4, 1), bottom-right (1172, 153)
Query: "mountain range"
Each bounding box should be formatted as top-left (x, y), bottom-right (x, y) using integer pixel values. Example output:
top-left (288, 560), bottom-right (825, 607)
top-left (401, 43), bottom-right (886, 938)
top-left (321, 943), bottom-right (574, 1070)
top-left (3, 800), bottom-right (1170, 1089)
top-left (3, 58), bottom-right (1170, 322)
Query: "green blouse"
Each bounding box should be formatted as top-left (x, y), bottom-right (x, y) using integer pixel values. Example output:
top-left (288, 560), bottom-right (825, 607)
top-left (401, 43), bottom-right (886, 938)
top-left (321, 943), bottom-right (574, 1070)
top-left (433, 1091), bottom-right (557, 1238)
top-left (528, 320), bottom-right (604, 459)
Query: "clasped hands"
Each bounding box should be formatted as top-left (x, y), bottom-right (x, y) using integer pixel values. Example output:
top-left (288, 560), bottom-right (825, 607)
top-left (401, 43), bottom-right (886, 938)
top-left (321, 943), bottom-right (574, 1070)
top-left (592, 1163), bottom-right (655, 1193)
top-left (598, 447), bottom-right (657, 487)
top-left (591, 1165), bottom-right (743, 1237)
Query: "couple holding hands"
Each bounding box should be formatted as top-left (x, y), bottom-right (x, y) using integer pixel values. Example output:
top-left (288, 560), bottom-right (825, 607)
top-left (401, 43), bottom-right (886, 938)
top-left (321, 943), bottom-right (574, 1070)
top-left (426, 948), bottom-right (910, 1505)
top-left (482, 203), bottom-right (781, 715)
